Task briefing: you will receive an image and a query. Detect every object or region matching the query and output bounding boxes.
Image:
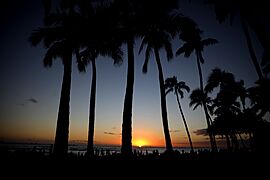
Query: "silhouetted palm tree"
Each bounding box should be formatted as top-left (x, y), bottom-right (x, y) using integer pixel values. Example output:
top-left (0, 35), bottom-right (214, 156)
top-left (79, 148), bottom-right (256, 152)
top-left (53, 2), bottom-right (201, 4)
top-left (205, 68), bottom-right (247, 150)
top-left (113, 0), bottom-right (180, 156)
top-left (29, 9), bottom-right (85, 156)
top-left (204, 0), bottom-right (264, 80)
top-left (165, 76), bottom-right (194, 152)
top-left (189, 89), bottom-right (216, 145)
top-left (139, 14), bottom-right (176, 153)
top-left (78, 8), bottom-right (123, 156)
top-left (177, 28), bottom-right (218, 151)
top-left (80, 47), bottom-right (122, 157)
top-left (110, 0), bottom-right (139, 157)
top-left (248, 78), bottom-right (270, 118)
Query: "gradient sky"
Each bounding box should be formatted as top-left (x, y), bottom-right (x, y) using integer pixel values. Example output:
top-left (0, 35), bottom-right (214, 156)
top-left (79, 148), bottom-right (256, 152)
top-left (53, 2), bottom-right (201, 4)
top-left (0, 0), bottom-right (262, 147)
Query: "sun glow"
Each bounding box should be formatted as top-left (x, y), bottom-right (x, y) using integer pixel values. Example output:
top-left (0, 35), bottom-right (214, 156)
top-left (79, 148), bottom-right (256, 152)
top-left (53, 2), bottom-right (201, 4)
top-left (134, 139), bottom-right (148, 147)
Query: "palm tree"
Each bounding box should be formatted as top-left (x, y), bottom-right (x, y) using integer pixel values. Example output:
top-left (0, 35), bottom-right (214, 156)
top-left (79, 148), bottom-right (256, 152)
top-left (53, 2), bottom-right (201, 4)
top-left (248, 78), bottom-right (270, 118)
top-left (138, 12), bottom-right (179, 152)
top-left (189, 88), bottom-right (216, 146)
top-left (79, 47), bottom-right (122, 157)
top-left (108, 0), bottom-right (141, 156)
top-left (57, 1), bottom-right (124, 157)
top-left (205, 68), bottom-right (248, 151)
top-left (177, 28), bottom-right (218, 151)
top-left (112, 0), bottom-right (180, 156)
top-left (78, 12), bottom-right (123, 155)
top-left (204, 0), bottom-right (264, 80)
top-left (29, 10), bottom-right (85, 156)
top-left (165, 76), bottom-right (194, 152)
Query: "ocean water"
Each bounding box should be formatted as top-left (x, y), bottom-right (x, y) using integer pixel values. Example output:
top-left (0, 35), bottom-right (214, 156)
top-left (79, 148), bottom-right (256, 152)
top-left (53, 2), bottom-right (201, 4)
top-left (0, 142), bottom-right (210, 156)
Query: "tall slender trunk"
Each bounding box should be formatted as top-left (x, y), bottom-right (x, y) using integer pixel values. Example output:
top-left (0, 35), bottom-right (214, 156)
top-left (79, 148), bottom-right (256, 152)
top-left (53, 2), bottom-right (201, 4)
top-left (121, 39), bottom-right (134, 156)
top-left (175, 92), bottom-right (194, 152)
top-left (154, 48), bottom-right (173, 152)
top-left (196, 51), bottom-right (204, 92)
top-left (87, 59), bottom-right (97, 157)
top-left (196, 51), bottom-right (217, 152)
top-left (241, 16), bottom-right (264, 80)
top-left (53, 52), bottom-right (72, 156)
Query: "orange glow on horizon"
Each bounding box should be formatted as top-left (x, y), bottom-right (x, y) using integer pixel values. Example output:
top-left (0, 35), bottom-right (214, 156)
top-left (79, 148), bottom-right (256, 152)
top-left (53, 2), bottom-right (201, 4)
top-left (133, 139), bottom-right (149, 147)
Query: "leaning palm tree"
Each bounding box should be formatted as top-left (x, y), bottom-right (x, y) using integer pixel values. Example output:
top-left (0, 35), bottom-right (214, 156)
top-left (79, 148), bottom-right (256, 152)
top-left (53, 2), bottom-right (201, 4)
top-left (165, 76), bottom-right (194, 152)
top-left (29, 10), bottom-right (85, 156)
top-left (204, 0), bottom-right (264, 80)
top-left (176, 28), bottom-right (218, 151)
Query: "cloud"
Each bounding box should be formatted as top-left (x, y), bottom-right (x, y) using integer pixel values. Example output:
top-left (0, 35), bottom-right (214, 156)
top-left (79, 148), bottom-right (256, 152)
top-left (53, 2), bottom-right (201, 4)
top-left (193, 128), bottom-right (208, 136)
top-left (111, 127), bottom-right (117, 130)
top-left (170, 130), bottom-right (180, 133)
top-left (25, 98), bottom-right (38, 104)
top-left (104, 132), bottom-right (121, 136)
top-left (16, 103), bottom-right (25, 106)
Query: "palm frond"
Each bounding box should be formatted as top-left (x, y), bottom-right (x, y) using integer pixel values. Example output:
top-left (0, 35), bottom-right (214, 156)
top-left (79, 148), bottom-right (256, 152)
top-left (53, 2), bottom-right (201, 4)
top-left (179, 81), bottom-right (190, 92)
top-left (164, 40), bottom-right (173, 61)
top-left (29, 28), bottom-right (45, 47)
top-left (165, 76), bottom-right (177, 88)
top-left (139, 37), bottom-right (148, 54)
top-left (205, 68), bottom-right (222, 93)
top-left (43, 41), bottom-right (65, 67)
top-left (142, 45), bottom-right (152, 74)
top-left (175, 45), bottom-right (186, 56)
top-left (29, 27), bottom-right (63, 48)
top-left (165, 88), bottom-right (174, 96)
top-left (75, 48), bottom-right (86, 72)
top-left (111, 48), bottom-right (124, 66)
top-left (174, 15), bottom-right (197, 33)
top-left (176, 43), bottom-right (194, 58)
top-left (193, 103), bottom-right (201, 110)
top-left (201, 38), bottom-right (219, 47)
top-left (178, 90), bottom-right (184, 99)
top-left (189, 88), bottom-right (204, 109)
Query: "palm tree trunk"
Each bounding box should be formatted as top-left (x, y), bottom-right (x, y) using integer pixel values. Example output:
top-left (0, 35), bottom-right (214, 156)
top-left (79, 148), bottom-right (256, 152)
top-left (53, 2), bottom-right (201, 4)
top-left (154, 48), bottom-right (173, 152)
top-left (121, 39), bottom-right (134, 156)
top-left (87, 59), bottom-right (97, 157)
top-left (53, 52), bottom-right (72, 156)
top-left (241, 16), bottom-right (264, 80)
top-left (196, 52), bottom-right (217, 152)
top-left (196, 51), bottom-right (204, 91)
top-left (175, 92), bottom-right (194, 152)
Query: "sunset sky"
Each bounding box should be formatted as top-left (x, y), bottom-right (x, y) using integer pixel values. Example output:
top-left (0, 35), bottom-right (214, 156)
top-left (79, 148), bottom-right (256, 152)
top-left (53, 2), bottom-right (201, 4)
top-left (0, 0), bottom-right (262, 147)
